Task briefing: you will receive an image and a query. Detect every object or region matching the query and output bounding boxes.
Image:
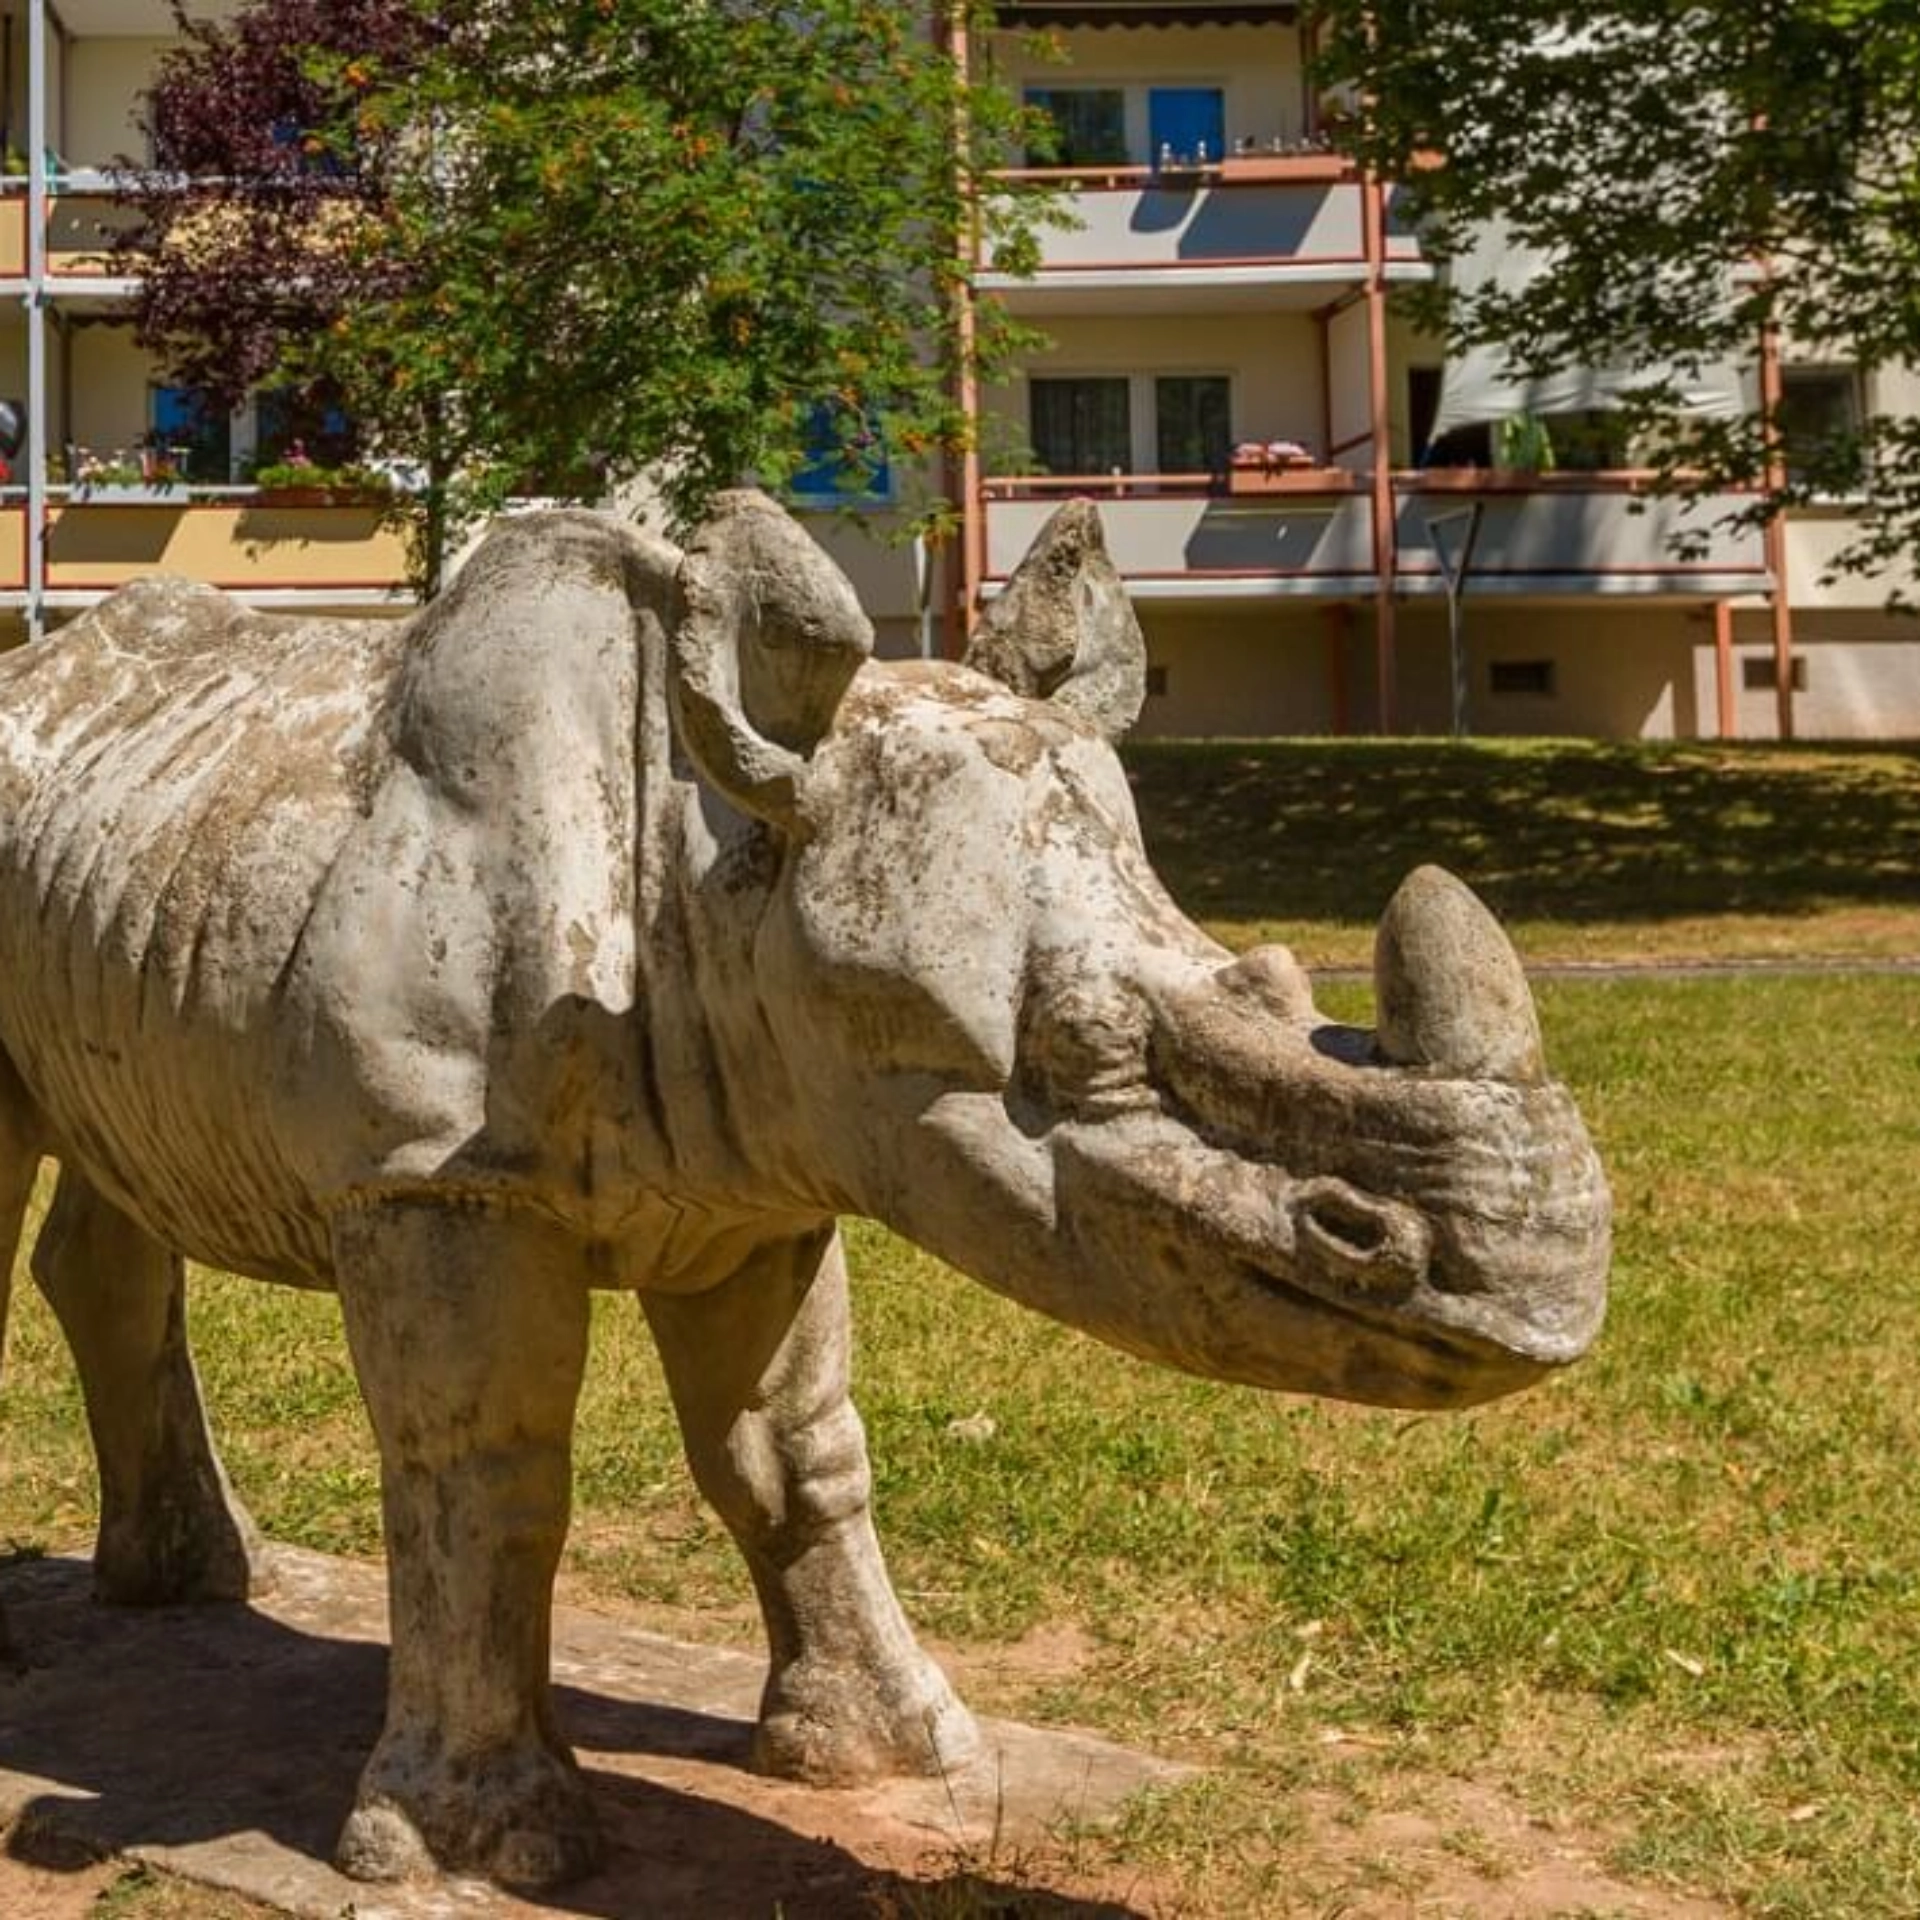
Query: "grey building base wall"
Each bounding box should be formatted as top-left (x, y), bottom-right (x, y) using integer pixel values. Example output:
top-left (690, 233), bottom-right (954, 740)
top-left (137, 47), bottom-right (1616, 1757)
top-left (1729, 606), bottom-right (1920, 739)
top-left (1395, 602), bottom-right (1711, 740)
top-left (1122, 599), bottom-right (1920, 742)
top-left (1132, 605), bottom-right (1344, 738)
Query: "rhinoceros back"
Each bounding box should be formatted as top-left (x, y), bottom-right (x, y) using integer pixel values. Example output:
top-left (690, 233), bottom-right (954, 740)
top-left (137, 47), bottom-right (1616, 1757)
top-left (0, 577), bottom-right (405, 1280)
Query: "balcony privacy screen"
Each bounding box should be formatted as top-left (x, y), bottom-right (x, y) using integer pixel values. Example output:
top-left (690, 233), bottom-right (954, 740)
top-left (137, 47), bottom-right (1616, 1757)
top-left (1427, 220), bottom-right (1746, 451)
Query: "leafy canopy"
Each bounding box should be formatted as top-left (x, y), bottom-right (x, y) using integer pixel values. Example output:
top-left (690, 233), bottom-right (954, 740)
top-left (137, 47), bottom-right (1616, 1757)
top-left (1310, 0), bottom-right (1920, 577)
top-left (123, 0), bottom-right (1048, 575)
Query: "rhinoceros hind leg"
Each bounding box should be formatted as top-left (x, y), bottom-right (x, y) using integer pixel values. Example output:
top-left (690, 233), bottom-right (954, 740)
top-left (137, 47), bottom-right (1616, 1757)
top-left (0, 1052), bottom-right (44, 1660)
top-left (645, 1226), bottom-right (981, 1787)
top-left (330, 1200), bottom-right (601, 1890)
top-left (31, 1165), bottom-right (266, 1607)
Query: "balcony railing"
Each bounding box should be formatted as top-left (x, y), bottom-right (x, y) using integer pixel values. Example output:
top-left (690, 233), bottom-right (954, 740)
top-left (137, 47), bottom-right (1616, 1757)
top-left (987, 160), bottom-right (1370, 281)
top-left (1393, 473), bottom-right (1768, 594)
top-left (0, 497), bottom-right (410, 597)
top-left (982, 470), bottom-right (1771, 596)
top-left (983, 473), bottom-right (1373, 587)
top-left (0, 183), bottom-right (145, 281)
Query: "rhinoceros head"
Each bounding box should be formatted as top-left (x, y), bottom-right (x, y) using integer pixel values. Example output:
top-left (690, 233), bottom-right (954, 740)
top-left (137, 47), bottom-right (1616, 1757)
top-left (665, 493), bottom-right (1609, 1411)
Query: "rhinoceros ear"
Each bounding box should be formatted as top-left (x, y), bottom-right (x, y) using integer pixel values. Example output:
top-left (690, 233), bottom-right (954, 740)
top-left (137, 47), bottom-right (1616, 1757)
top-left (670, 489), bottom-right (874, 832)
top-left (962, 498), bottom-right (1145, 741)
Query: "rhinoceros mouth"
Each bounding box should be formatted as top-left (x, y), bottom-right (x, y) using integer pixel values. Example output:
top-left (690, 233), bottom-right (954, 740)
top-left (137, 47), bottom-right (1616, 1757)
top-left (1230, 1242), bottom-right (1553, 1379)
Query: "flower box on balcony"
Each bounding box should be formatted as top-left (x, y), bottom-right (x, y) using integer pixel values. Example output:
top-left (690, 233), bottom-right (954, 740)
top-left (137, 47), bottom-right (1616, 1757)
top-left (75, 483), bottom-right (181, 504)
top-left (1227, 465), bottom-right (1357, 496)
top-left (251, 483), bottom-right (391, 508)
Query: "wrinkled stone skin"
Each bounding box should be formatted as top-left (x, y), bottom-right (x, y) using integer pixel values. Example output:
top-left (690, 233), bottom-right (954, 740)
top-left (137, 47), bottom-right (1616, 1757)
top-left (0, 494), bottom-right (1609, 1890)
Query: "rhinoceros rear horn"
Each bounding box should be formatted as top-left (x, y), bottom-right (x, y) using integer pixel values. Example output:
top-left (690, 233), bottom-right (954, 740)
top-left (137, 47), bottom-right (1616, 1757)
top-left (964, 499), bottom-right (1146, 741)
top-left (1373, 866), bottom-right (1544, 1083)
top-left (670, 489), bottom-right (873, 832)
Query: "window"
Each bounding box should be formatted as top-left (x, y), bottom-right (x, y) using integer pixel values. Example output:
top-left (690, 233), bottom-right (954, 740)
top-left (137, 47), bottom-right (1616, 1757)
top-left (1489, 659), bottom-right (1556, 697)
top-left (149, 386), bottom-right (232, 483)
top-left (254, 387), bottom-right (355, 471)
top-left (1742, 654), bottom-right (1809, 692)
top-left (1024, 88), bottom-right (1128, 169)
top-left (1407, 366), bottom-right (1444, 461)
top-left (1779, 367), bottom-right (1863, 489)
top-left (1148, 87), bottom-right (1225, 168)
top-left (1155, 375), bottom-right (1231, 475)
top-left (1547, 409), bottom-right (1632, 473)
top-left (789, 400), bottom-right (892, 505)
top-left (1030, 377), bottom-right (1131, 476)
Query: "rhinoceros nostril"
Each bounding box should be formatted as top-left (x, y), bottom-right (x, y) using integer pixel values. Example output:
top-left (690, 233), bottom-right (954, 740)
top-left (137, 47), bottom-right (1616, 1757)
top-left (1302, 1188), bottom-right (1388, 1256)
top-left (1294, 1180), bottom-right (1430, 1303)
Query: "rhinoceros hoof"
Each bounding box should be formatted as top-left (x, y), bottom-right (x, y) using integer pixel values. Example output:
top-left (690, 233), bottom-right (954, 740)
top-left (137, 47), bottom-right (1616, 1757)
top-left (335, 1739), bottom-right (604, 1890)
top-left (93, 1496), bottom-right (270, 1608)
top-left (753, 1654), bottom-right (982, 1785)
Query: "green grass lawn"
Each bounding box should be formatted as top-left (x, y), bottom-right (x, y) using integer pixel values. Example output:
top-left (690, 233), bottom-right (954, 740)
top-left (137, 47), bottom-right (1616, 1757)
top-left (2, 742), bottom-right (1918, 1915)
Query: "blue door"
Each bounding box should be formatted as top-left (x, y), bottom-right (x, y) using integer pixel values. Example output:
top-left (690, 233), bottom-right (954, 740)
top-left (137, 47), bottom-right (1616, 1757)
top-left (1149, 88), bottom-right (1225, 168)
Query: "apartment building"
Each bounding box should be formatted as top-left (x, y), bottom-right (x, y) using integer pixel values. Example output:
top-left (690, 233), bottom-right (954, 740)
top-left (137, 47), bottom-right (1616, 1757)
top-left (0, 0), bottom-right (410, 652)
top-left (930, 0), bottom-right (1920, 740)
top-left (4, 0), bottom-right (1915, 740)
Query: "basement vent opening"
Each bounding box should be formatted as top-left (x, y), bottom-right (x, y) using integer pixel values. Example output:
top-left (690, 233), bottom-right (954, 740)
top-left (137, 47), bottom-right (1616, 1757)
top-left (1743, 655), bottom-right (1809, 692)
top-left (1489, 659), bottom-right (1555, 697)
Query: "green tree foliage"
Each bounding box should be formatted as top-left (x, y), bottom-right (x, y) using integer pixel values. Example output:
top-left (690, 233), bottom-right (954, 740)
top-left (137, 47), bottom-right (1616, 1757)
top-left (1311, 0), bottom-right (1920, 578)
top-left (126, 0), bottom-right (1048, 585)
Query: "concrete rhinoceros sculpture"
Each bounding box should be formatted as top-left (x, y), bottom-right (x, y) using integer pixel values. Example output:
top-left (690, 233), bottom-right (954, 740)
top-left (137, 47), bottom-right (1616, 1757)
top-left (0, 492), bottom-right (1609, 1888)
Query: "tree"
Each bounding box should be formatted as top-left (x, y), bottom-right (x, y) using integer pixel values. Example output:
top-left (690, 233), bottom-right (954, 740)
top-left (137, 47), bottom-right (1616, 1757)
top-left (122, 0), bottom-right (451, 573)
top-left (1310, 0), bottom-right (1920, 580)
top-left (122, 0), bottom-right (1048, 586)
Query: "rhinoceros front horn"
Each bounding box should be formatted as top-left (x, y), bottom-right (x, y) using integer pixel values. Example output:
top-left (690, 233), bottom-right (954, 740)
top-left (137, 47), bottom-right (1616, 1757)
top-left (670, 489), bottom-right (873, 832)
top-left (1373, 866), bottom-right (1544, 1082)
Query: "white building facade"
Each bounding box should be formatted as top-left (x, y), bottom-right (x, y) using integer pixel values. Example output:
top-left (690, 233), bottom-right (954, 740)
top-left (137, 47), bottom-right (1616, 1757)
top-left (5, 0), bottom-right (1917, 740)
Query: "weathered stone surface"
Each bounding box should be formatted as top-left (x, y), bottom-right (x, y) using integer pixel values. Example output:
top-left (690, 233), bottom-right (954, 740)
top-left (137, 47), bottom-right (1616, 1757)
top-left (0, 494), bottom-right (1610, 1892)
top-left (962, 496), bottom-right (1146, 740)
top-left (1375, 865), bottom-right (1545, 1082)
top-left (0, 1546), bottom-right (1186, 1919)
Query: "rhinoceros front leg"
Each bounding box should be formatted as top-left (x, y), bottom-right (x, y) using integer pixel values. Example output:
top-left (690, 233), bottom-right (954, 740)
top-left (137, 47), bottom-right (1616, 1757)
top-left (31, 1166), bottom-right (266, 1606)
top-left (644, 1225), bottom-right (980, 1785)
top-left (329, 1200), bottom-right (600, 1891)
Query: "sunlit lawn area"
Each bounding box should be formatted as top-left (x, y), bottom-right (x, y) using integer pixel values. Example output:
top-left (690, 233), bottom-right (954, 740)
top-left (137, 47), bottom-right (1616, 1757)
top-left (2, 740), bottom-right (1917, 1915)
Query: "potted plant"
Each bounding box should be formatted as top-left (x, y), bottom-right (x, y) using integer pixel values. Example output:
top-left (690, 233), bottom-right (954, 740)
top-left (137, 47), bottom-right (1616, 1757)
top-left (72, 445), bottom-right (179, 501)
top-left (249, 440), bottom-right (393, 506)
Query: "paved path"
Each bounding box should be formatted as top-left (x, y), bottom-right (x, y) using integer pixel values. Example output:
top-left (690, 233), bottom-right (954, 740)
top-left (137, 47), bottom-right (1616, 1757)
top-left (0, 1548), bottom-right (1181, 1920)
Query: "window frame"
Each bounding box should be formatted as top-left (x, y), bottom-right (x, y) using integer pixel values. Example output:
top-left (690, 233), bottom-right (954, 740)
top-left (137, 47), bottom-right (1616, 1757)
top-left (1021, 76), bottom-right (1235, 170)
top-left (1027, 369), bottom-right (1237, 480)
top-left (1778, 363), bottom-right (1865, 497)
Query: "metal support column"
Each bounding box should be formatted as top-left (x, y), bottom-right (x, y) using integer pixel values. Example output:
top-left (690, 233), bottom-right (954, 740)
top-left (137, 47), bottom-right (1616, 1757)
top-left (1712, 600), bottom-right (1736, 740)
top-left (1361, 176), bottom-right (1398, 731)
top-left (25, 0), bottom-right (48, 642)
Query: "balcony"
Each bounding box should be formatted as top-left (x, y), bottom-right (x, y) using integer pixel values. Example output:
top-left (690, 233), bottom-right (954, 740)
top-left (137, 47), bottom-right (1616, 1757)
top-left (982, 160), bottom-right (1413, 312)
top-left (982, 471), bottom-right (1772, 602)
top-left (983, 474), bottom-right (1374, 596)
top-left (0, 183), bottom-right (143, 287)
top-left (0, 496), bottom-right (411, 603)
top-left (1393, 475), bottom-right (1769, 597)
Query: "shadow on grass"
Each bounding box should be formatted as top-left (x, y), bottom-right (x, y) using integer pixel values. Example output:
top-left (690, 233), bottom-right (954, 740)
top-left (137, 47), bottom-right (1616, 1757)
top-left (1124, 738), bottom-right (1920, 926)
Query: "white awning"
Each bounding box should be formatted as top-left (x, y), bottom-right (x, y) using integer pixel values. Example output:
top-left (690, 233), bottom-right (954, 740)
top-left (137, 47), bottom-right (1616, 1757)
top-left (1428, 220), bottom-right (1746, 447)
